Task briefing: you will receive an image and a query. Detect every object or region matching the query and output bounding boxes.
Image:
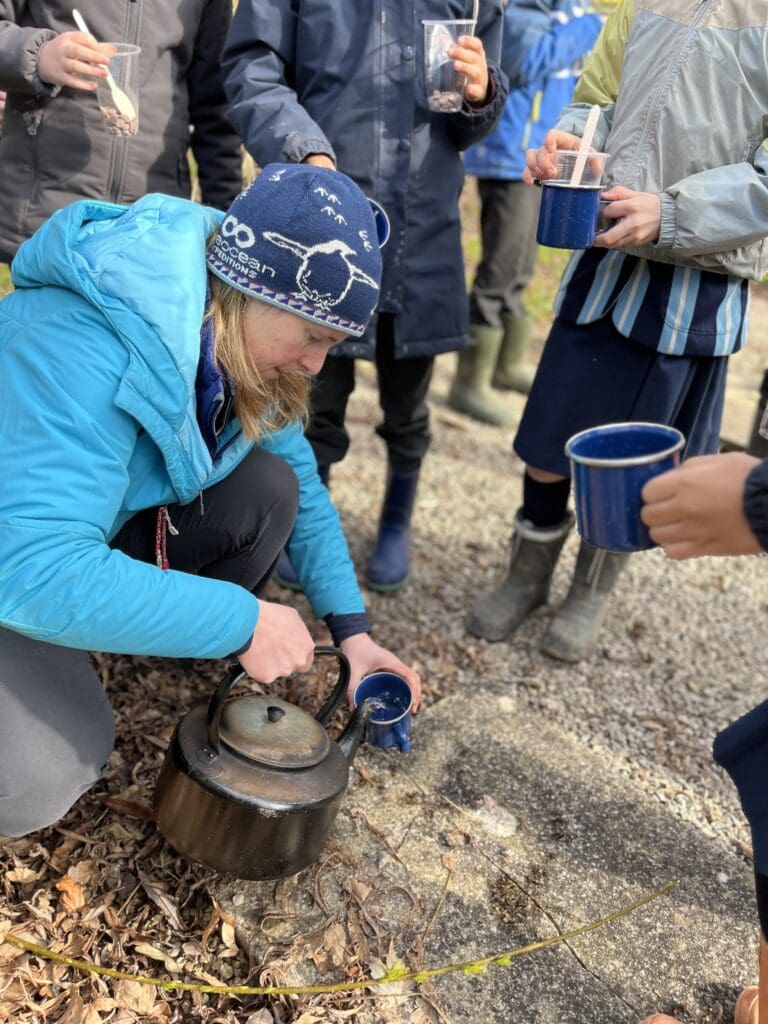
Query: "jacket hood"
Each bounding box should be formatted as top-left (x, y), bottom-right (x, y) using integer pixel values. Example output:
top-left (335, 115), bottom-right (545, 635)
top-left (12, 195), bottom-right (222, 394)
top-left (11, 194), bottom-right (228, 502)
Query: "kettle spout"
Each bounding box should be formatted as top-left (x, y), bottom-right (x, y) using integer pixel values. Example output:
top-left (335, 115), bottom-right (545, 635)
top-left (337, 698), bottom-right (377, 762)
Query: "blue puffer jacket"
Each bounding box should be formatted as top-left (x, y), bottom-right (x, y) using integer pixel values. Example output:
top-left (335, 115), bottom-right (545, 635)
top-left (0, 195), bottom-right (365, 658)
top-left (464, 0), bottom-right (602, 180)
top-left (223, 0), bottom-right (508, 360)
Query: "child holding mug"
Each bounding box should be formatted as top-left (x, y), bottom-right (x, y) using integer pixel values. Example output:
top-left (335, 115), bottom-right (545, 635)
top-left (468, 0), bottom-right (768, 663)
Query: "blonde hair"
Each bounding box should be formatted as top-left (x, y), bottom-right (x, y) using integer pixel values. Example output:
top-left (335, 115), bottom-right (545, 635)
top-left (206, 272), bottom-right (311, 441)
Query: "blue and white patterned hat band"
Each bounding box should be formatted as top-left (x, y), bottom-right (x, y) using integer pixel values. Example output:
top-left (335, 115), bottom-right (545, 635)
top-left (207, 163), bottom-right (387, 337)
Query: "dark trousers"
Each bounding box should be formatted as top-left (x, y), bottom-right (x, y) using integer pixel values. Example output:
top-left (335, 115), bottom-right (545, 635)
top-left (0, 447), bottom-right (297, 837)
top-left (469, 179), bottom-right (541, 330)
top-left (306, 313), bottom-right (434, 475)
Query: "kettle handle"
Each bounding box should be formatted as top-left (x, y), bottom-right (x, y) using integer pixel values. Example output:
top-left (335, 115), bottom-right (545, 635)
top-left (313, 644), bottom-right (351, 726)
top-left (205, 644), bottom-right (350, 753)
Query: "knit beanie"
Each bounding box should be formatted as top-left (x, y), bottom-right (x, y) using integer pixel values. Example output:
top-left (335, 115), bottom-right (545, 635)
top-left (206, 163), bottom-right (388, 338)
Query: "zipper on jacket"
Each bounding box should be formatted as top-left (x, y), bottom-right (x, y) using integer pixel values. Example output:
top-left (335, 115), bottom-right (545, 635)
top-left (23, 112), bottom-right (43, 236)
top-left (622, 0), bottom-right (713, 188)
top-left (107, 1), bottom-right (142, 203)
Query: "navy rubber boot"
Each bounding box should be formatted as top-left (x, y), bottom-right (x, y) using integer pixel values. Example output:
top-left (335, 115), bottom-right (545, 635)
top-left (365, 469), bottom-right (420, 593)
top-left (275, 465), bottom-right (330, 590)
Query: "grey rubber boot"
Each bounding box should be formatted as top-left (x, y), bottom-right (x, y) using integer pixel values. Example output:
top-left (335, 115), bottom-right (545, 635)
top-left (493, 314), bottom-right (535, 395)
top-left (447, 326), bottom-right (516, 427)
top-left (541, 541), bottom-right (630, 662)
top-left (466, 512), bottom-right (574, 642)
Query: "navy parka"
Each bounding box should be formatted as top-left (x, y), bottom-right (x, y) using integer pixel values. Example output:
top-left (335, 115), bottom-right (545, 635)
top-left (223, 0), bottom-right (508, 360)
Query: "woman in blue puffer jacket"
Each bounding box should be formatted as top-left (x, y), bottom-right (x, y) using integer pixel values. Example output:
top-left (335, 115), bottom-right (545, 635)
top-left (449, 0), bottom-right (603, 425)
top-left (0, 163), bottom-right (419, 838)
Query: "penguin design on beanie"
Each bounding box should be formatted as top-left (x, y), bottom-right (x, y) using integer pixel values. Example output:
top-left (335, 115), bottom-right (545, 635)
top-left (263, 232), bottom-right (379, 312)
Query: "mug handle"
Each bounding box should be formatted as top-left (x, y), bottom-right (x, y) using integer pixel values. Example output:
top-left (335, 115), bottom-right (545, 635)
top-left (205, 644), bottom-right (350, 752)
top-left (394, 719), bottom-right (412, 754)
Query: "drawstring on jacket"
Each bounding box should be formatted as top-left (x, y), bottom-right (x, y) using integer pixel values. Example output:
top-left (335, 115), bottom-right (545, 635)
top-left (155, 506), bottom-right (179, 570)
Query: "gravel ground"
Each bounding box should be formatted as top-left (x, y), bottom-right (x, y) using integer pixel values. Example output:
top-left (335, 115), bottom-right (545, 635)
top-left (284, 345), bottom-right (768, 869)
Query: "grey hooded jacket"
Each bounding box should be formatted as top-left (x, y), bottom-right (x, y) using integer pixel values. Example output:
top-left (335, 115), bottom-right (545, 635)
top-left (556, 0), bottom-right (768, 281)
top-left (0, 1), bottom-right (243, 261)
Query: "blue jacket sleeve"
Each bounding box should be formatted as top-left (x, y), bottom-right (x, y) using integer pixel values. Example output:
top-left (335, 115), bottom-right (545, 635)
top-left (221, 0), bottom-right (335, 166)
top-left (260, 423), bottom-right (367, 620)
top-left (512, 14), bottom-right (603, 86)
top-left (447, 60), bottom-right (509, 152)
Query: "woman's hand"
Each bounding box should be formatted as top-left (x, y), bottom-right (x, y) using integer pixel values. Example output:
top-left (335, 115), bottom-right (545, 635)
top-left (640, 453), bottom-right (763, 559)
top-left (593, 186), bottom-right (661, 248)
top-left (38, 31), bottom-right (112, 90)
top-left (238, 600), bottom-right (315, 682)
top-left (523, 129), bottom-right (585, 184)
top-left (340, 633), bottom-right (422, 711)
top-left (449, 34), bottom-right (489, 104)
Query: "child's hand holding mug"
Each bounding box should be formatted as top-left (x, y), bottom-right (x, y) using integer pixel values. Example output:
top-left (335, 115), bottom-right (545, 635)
top-left (523, 129), bottom-right (586, 184)
top-left (641, 452), bottom-right (764, 559)
top-left (593, 186), bottom-right (662, 248)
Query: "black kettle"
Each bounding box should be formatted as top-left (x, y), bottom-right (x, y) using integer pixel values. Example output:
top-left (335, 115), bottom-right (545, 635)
top-left (153, 646), bottom-right (375, 880)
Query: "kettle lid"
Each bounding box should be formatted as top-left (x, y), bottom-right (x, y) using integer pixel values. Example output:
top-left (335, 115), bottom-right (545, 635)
top-left (219, 695), bottom-right (331, 768)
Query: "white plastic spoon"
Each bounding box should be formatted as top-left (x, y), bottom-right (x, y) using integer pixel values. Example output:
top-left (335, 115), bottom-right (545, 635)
top-left (569, 103), bottom-right (601, 187)
top-left (72, 8), bottom-right (137, 122)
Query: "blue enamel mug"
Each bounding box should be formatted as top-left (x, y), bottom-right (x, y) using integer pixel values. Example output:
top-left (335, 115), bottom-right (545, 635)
top-left (537, 183), bottom-right (604, 249)
top-left (535, 149), bottom-right (610, 249)
top-left (353, 672), bottom-right (413, 753)
top-left (565, 422), bottom-right (685, 552)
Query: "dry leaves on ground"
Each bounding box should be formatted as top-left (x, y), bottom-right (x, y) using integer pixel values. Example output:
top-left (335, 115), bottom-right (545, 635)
top-left (0, 644), bottom-right (451, 1024)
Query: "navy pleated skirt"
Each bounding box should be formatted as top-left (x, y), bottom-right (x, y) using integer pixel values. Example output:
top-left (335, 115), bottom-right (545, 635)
top-left (514, 315), bottom-right (728, 477)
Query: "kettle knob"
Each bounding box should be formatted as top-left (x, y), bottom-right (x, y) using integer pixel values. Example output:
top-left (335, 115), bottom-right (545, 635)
top-left (205, 646), bottom-right (351, 754)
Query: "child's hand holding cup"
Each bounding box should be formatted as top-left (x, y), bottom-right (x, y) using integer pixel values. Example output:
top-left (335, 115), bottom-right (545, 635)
top-left (422, 19), bottom-right (476, 113)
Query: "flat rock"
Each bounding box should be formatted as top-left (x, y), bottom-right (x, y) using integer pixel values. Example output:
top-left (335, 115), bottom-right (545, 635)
top-left (214, 689), bottom-right (755, 1023)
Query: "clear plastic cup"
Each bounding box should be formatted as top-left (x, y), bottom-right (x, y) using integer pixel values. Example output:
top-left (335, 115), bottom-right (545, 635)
top-left (422, 20), bottom-right (474, 113)
top-left (548, 149), bottom-right (608, 187)
top-left (96, 43), bottom-right (140, 136)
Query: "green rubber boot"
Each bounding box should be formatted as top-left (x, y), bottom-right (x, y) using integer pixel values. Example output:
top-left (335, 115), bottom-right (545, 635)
top-left (447, 326), bottom-right (516, 427)
top-left (541, 541), bottom-right (630, 662)
top-left (467, 512), bottom-right (574, 642)
top-left (493, 314), bottom-right (535, 395)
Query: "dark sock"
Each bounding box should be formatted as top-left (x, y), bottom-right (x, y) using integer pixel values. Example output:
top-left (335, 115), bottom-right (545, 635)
top-left (521, 472), bottom-right (571, 528)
